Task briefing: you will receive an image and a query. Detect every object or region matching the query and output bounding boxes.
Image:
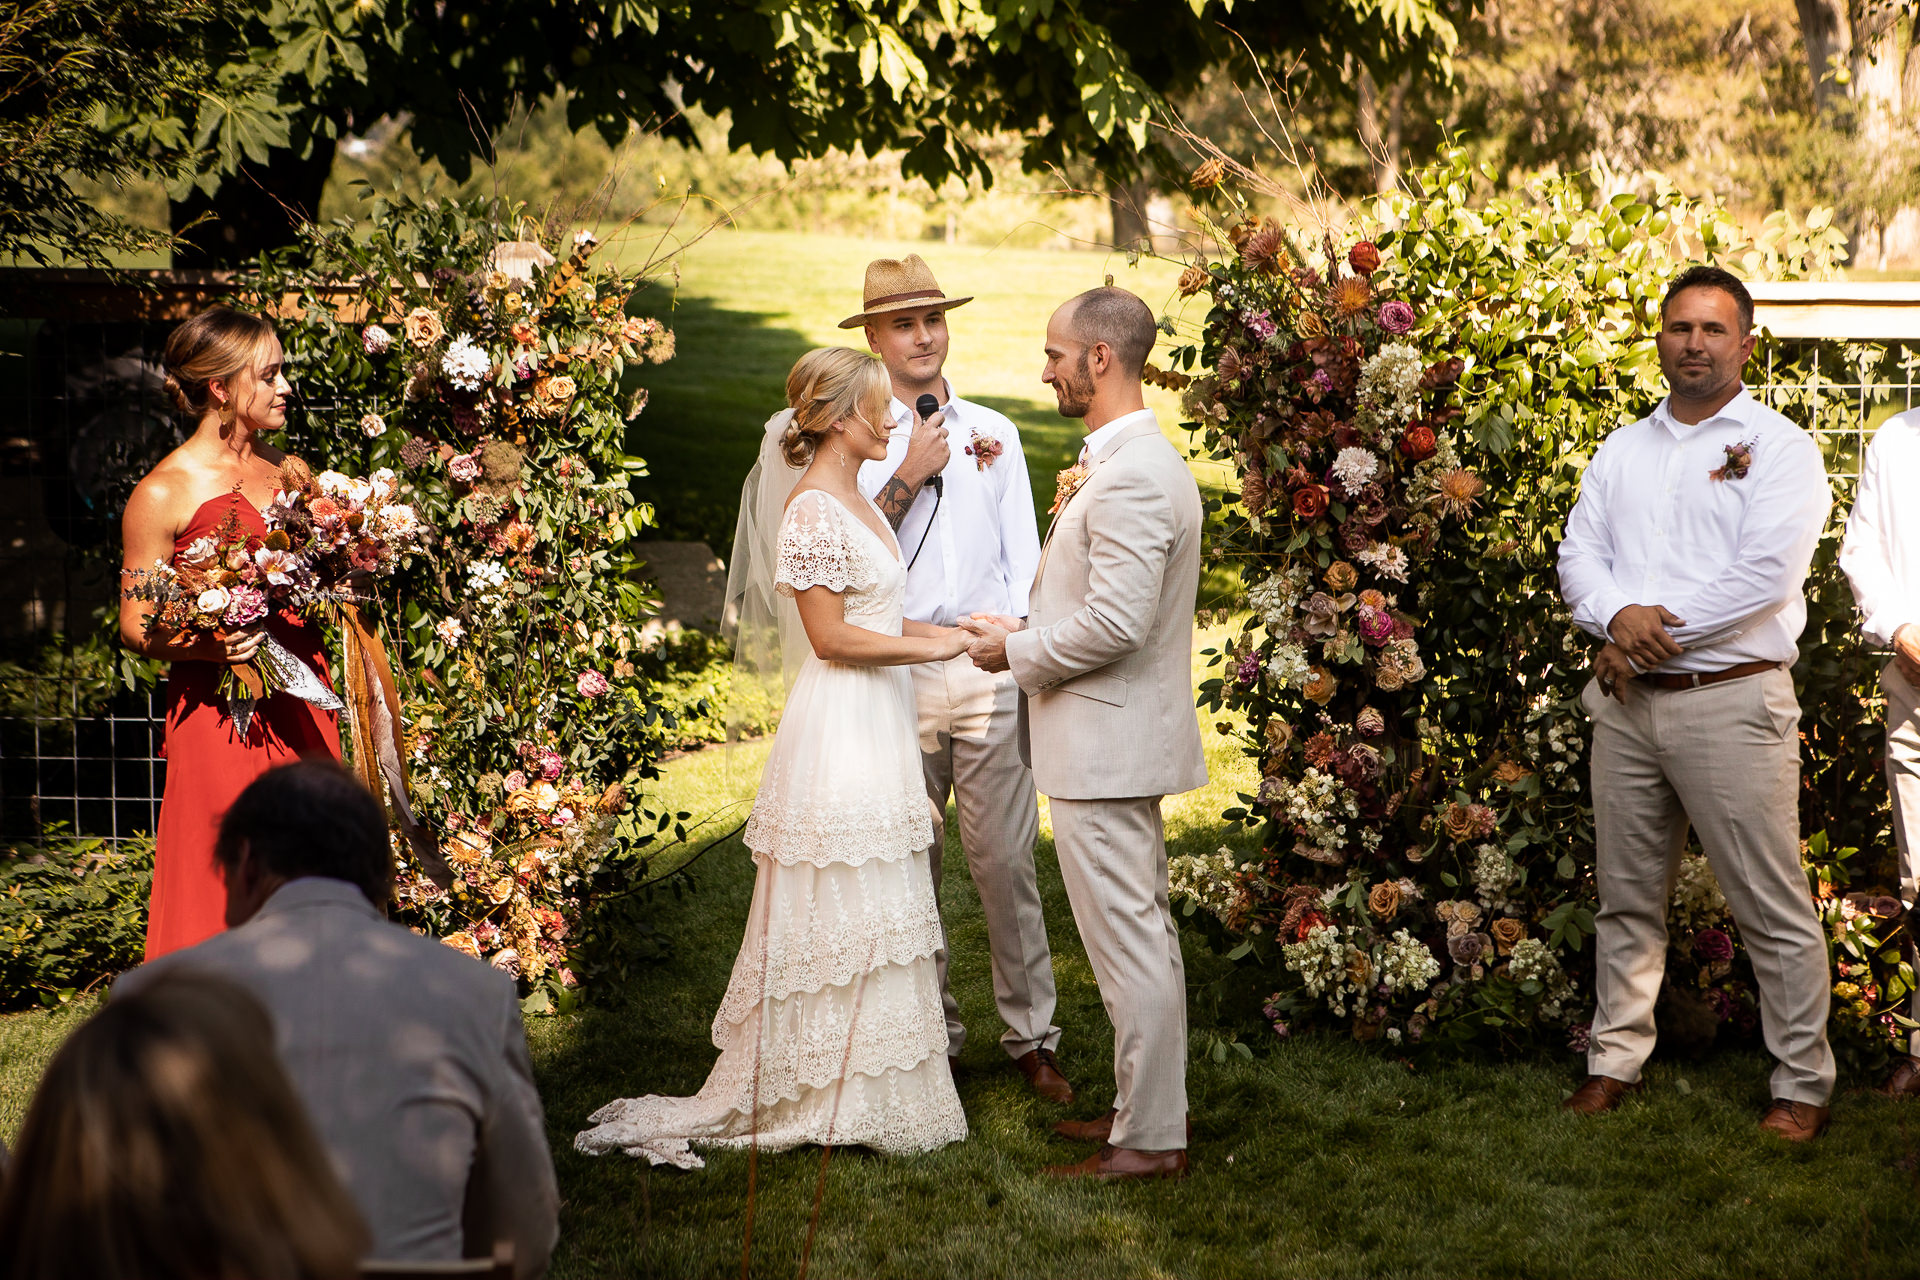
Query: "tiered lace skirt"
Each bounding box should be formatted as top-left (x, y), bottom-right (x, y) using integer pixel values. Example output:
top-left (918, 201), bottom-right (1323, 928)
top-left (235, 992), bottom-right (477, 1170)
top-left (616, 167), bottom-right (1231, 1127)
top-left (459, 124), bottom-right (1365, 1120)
top-left (574, 657), bottom-right (968, 1169)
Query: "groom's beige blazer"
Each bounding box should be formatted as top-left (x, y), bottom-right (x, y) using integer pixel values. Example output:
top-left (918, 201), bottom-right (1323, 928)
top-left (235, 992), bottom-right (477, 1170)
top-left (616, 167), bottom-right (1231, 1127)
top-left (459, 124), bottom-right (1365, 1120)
top-left (1007, 411), bottom-right (1206, 799)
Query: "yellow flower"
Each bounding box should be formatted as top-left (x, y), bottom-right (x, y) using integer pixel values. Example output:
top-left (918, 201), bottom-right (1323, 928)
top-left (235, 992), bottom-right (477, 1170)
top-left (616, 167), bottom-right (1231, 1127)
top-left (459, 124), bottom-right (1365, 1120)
top-left (531, 782), bottom-right (560, 812)
top-left (446, 830), bottom-right (492, 868)
top-left (1302, 666), bottom-right (1337, 706)
top-left (1190, 157), bottom-right (1227, 189)
top-left (443, 931), bottom-right (481, 958)
top-left (487, 875), bottom-right (516, 905)
top-left (546, 374), bottom-right (577, 402)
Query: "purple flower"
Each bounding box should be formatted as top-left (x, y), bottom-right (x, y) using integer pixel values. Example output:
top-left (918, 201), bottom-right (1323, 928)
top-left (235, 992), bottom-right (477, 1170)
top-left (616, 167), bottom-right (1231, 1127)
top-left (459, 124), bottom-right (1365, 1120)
top-left (537, 748), bottom-right (564, 780)
top-left (1693, 928), bottom-right (1734, 962)
top-left (1235, 648), bottom-right (1261, 687)
top-left (1241, 308), bottom-right (1277, 342)
top-left (1356, 605), bottom-right (1394, 646)
top-left (222, 585), bottom-right (268, 628)
top-left (513, 355), bottom-right (536, 382)
top-left (1376, 300), bottom-right (1416, 334)
top-left (576, 669), bottom-right (609, 698)
top-left (1567, 1021), bottom-right (1592, 1054)
top-left (1447, 932), bottom-right (1489, 965)
top-left (1707, 988), bottom-right (1734, 1022)
top-left (1308, 368), bottom-right (1334, 396)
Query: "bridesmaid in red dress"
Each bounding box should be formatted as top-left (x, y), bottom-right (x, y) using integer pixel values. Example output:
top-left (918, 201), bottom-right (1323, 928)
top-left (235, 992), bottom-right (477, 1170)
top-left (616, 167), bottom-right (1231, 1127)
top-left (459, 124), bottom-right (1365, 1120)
top-left (119, 307), bottom-right (343, 959)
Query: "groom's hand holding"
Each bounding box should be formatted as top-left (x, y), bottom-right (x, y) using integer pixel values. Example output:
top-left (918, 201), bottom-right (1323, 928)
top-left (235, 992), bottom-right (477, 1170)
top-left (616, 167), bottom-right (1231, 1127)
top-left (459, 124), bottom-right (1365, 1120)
top-left (959, 613), bottom-right (1024, 673)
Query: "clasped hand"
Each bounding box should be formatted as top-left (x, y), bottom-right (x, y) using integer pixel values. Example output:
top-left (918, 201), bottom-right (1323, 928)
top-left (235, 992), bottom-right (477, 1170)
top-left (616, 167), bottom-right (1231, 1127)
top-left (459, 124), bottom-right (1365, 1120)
top-left (956, 613), bottom-right (1023, 673)
top-left (1607, 603), bottom-right (1686, 671)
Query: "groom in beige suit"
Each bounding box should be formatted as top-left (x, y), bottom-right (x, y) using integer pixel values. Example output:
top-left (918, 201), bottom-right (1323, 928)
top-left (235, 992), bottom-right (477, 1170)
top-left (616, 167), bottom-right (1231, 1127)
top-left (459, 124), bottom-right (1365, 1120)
top-left (963, 287), bottom-right (1206, 1181)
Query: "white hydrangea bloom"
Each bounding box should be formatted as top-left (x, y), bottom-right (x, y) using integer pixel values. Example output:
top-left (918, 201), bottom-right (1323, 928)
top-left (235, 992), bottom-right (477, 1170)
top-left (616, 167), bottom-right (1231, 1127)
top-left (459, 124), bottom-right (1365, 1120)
top-left (1472, 842), bottom-right (1520, 908)
top-left (1355, 341), bottom-right (1425, 424)
top-left (1168, 846), bottom-right (1243, 923)
top-left (1266, 642), bottom-right (1309, 689)
top-left (1669, 855), bottom-right (1731, 931)
top-left (1379, 930), bottom-right (1441, 993)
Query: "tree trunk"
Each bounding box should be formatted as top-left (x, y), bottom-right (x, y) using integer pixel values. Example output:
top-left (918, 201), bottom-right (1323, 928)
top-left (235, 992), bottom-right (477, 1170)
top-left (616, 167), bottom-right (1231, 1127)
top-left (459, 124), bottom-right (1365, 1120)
top-left (167, 138), bottom-right (339, 267)
top-left (1795, 0), bottom-right (1852, 115)
top-left (1356, 68), bottom-right (1409, 195)
top-left (1108, 175), bottom-right (1154, 250)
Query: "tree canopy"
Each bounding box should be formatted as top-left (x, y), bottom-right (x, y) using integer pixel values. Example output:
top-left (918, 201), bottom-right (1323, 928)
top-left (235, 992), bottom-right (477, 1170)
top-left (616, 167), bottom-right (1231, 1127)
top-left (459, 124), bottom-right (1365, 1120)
top-left (153, 0), bottom-right (1465, 261)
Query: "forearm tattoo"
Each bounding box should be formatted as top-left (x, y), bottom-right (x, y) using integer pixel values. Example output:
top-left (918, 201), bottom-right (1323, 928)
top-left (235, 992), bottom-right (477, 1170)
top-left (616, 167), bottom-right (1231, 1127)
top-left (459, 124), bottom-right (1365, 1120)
top-left (874, 475), bottom-right (916, 530)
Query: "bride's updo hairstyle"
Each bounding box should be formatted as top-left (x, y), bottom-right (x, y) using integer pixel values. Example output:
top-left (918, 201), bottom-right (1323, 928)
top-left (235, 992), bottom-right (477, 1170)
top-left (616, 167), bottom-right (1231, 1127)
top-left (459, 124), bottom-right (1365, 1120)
top-left (780, 347), bottom-right (890, 468)
top-left (162, 306), bottom-right (277, 420)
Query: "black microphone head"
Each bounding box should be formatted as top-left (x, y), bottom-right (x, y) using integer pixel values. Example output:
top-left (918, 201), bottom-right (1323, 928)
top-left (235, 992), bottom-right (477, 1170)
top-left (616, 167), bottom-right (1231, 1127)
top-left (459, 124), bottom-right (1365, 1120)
top-left (915, 393), bottom-right (940, 420)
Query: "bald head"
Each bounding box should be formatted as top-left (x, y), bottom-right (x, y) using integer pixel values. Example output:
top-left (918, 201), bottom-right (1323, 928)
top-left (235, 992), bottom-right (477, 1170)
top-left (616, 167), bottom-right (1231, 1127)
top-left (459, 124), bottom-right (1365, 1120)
top-left (1063, 287), bottom-right (1156, 377)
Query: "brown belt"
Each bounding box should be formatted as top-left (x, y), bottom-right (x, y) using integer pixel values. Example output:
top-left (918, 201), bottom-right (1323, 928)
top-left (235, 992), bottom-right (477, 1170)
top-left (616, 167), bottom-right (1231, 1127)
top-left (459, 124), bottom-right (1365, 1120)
top-left (1635, 660), bottom-right (1780, 690)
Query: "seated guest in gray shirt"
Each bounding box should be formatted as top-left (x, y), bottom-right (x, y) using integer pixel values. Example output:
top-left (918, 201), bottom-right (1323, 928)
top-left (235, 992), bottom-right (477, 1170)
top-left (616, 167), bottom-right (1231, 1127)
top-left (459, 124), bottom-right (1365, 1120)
top-left (113, 761), bottom-right (559, 1277)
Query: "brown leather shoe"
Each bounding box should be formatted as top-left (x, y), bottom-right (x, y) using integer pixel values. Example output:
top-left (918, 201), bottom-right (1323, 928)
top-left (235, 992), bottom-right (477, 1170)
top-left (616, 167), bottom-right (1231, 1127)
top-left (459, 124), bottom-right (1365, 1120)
top-left (1880, 1054), bottom-right (1920, 1098)
top-left (1015, 1047), bottom-right (1074, 1105)
top-left (1561, 1074), bottom-right (1643, 1114)
top-left (1044, 1144), bottom-right (1188, 1181)
top-left (1053, 1109), bottom-right (1193, 1145)
top-left (1759, 1098), bottom-right (1830, 1142)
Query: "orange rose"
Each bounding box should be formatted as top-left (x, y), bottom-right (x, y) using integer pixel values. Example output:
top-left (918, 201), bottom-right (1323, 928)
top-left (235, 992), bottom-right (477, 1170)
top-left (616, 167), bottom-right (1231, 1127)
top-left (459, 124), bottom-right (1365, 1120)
top-left (1490, 917), bottom-right (1527, 955)
top-left (1303, 666), bottom-right (1337, 706)
top-left (404, 306), bottom-right (445, 348)
top-left (1368, 881), bottom-right (1402, 921)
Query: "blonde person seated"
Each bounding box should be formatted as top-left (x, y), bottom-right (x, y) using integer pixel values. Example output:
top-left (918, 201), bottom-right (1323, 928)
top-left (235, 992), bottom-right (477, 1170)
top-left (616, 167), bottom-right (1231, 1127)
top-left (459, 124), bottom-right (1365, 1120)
top-left (575, 347), bottom-right (970, 1167)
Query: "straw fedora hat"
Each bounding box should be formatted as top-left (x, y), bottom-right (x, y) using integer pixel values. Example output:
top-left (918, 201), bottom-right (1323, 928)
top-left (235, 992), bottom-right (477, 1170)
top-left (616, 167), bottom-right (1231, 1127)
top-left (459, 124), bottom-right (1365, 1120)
top-left (838, 254), bottom-right (973, 329)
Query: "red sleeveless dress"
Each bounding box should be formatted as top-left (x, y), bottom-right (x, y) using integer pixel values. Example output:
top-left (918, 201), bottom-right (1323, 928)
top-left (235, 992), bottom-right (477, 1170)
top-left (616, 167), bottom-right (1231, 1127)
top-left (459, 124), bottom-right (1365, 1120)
top-left (144, 490), bottom-right (343, 959)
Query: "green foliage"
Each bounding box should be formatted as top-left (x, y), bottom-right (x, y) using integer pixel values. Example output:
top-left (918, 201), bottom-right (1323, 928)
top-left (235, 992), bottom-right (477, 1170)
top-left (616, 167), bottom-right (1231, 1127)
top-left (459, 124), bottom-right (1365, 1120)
top-left (235, 188), bottom-right (692, 993)
top-left (0, 0), bottom-right (249, 264)
top-left (0, 830), bottom-right (153, 1009)
top-left (639, 627), bottom-right (776, 750)
top-left (0, 634), bottom-right (118, 722)
top-left (1164, 144), bottom-right (1908, 1062)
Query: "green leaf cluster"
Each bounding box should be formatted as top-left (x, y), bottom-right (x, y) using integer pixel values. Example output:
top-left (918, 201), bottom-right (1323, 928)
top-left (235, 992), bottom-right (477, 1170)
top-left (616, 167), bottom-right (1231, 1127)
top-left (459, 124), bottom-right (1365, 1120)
top-left (0, 829), bottom-right (153, 1009)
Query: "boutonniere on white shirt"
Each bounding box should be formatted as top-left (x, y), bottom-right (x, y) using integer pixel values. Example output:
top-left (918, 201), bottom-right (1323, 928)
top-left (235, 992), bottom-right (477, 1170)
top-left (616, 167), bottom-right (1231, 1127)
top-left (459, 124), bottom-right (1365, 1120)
top-left (964, 428), bottom-right (1005, 470)
top-left (1049, 463), bottom-right (1090, 514)
top-left (1709, 438), bottom-right (1756, 482)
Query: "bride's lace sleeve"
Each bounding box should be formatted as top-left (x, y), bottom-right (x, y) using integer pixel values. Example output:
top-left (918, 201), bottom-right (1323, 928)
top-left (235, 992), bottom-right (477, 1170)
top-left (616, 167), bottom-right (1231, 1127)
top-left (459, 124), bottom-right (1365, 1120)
top-left (775, 490), bottom-right (873, 597)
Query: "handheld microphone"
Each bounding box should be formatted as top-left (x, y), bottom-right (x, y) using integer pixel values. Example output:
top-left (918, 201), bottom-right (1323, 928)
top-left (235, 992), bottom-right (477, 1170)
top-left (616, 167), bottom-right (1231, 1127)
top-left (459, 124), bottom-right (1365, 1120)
top-left (915, 394), bottom-right (944, 495)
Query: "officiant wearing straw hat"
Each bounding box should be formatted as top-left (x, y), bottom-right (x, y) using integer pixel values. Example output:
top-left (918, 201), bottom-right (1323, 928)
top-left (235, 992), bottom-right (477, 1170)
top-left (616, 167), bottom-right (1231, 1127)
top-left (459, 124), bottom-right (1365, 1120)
top-left (839, 253), bottom-right (1070, 1108)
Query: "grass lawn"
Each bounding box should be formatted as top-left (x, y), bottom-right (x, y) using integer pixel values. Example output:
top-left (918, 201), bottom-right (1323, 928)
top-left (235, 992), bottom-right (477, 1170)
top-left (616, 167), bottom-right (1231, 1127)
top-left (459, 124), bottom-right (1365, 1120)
top-left (597, 226), bottom-right (1218, 552)
top-left (11, 623), bottom-right (1916, 1278)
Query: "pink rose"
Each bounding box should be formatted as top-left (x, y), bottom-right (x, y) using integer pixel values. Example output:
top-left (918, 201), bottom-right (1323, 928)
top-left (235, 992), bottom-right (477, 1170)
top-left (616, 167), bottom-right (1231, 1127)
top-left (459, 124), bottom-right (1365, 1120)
top-left (448, 452), bottom-right (483, 483)
top-left (1357, 606), bottom-right (1395, 647)
top-left (537, 748), bottom-right (564, 780)
top-left (576, 669), bottom-right (609, 698)
top-left (502, 769), bottom-right (528, 793)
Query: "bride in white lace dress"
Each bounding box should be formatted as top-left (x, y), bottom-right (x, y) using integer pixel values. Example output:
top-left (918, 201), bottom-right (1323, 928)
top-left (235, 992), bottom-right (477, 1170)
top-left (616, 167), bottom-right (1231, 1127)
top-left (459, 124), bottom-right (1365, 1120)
top-left (575, 348), bottom-right (971, 1169)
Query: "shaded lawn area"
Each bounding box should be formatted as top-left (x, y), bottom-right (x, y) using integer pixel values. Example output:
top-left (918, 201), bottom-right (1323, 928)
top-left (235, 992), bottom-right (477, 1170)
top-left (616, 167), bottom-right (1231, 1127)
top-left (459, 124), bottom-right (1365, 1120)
top-left (530, 731), bottom-right (1920, 1280)
top-left (601, 228), bottom-right (1195, 553)
top-left (6, 621), bottom-right (1920, 1277)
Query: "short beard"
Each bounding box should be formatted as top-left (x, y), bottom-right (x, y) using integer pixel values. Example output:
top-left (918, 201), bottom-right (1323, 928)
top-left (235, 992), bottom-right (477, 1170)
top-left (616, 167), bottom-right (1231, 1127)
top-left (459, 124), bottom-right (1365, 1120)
top-left (1667, 362), bottom-right (1736, 401)
top-left (1054, 350), bottom-right (1094, 418)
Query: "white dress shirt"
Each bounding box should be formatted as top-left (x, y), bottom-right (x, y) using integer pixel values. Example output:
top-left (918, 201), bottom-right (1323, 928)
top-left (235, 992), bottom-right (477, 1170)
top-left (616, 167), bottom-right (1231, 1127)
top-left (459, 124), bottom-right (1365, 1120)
top-left (1840, 409), bottom-right (1920, 647)
top-left (1076, 407), bottom-right (1157, 468)
top-left (1558, 387), bottom-right (1831, 673)
top-left (858, 387), bottom-right (1042, 625)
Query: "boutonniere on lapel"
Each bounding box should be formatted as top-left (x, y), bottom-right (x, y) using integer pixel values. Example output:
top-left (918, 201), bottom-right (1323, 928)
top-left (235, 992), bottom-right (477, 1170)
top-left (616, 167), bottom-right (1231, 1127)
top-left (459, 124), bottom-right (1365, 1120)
top-left (1709, 438), bottom-right (1756, 482)
top-left (1049, 462), bottom-right (1090, 515)
top-left (964, 428), bottom-right (1004, 470)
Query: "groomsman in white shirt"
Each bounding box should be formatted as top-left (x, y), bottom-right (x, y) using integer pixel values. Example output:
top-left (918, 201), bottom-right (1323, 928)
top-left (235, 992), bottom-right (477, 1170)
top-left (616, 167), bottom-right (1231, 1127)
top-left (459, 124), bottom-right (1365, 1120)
top-left (1557, 265), bottom-right (1836, 1140)
top-left (1840, 401), bottom-right (1920, 1097)
top-left (842, 254), bottom-right (1070, 1105)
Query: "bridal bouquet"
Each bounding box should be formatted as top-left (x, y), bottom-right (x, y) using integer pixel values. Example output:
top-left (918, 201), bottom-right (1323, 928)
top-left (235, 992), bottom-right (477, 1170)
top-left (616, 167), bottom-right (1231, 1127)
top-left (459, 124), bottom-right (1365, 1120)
top-left (124, 459), bottom-right (427, 732)
top-left (259, 457), bottom-right (425, 600)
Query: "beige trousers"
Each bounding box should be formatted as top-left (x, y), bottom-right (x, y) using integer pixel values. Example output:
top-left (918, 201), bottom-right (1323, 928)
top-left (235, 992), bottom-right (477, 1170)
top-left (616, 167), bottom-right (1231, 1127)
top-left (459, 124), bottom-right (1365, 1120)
top-left (1884, 663), bottom-right (1920, 1057)
top-left (1048, 795), bottom-right (1188, 1151)
top-left (912, 655), bottom-right (1059, 1060)
top-left (1582, 668), bottom-right (1835, 1105)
